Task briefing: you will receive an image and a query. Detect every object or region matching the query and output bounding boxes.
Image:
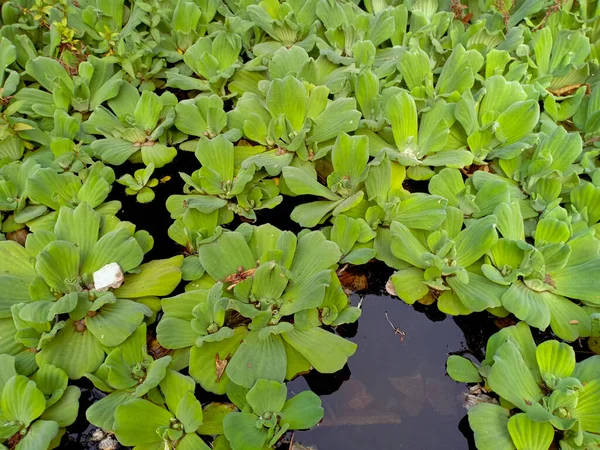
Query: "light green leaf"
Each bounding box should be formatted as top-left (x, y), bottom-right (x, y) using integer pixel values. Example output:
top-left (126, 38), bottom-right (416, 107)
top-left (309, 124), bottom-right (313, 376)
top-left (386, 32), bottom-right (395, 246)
top-left (226, 332), bottom-right (286, 388)
top-left (114, 399), bottom-right (173, 446)
top-left (446, 355), bottom-right (482, 383)
top-left (535, 340), bottom-right (575, 387)
top-left (282, 327), bottom-right (356, 374)
top-left (468, 404), bottom-right (515, 450)
top-left (114, 256), bottom-right (183, 298)
top-left (246, 379), bottom-right (287, 415)
top-left (1, 375), bottom-right (45, 425)
top-left (280, 391), bottom-right (324, 430)
top-left (36, 241), bottom-right (80, 293)
top-left (37, 321), bottom-right (106, 380)
top-left (507, 413), bottom-right (554, 450)
top-left (488, 339), bottom-right (544, 412)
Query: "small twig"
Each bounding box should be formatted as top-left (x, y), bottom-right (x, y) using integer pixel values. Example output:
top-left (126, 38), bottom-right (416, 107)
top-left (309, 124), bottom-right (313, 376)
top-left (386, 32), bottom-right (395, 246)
top-left (384, 311), bottom-right (406, 343)
top-left (289, 432), bottom-right (295, 450)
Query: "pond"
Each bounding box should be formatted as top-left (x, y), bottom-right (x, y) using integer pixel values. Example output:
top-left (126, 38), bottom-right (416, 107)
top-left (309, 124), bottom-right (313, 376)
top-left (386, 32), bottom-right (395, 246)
top-left (61, 156), bottom-right (496, 450)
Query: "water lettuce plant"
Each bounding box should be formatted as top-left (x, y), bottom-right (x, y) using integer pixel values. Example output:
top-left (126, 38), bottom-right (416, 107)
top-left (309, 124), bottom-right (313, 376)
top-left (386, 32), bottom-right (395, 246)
top-left (1, 203), bottom-right (182, 379)
top-left (448, 322), bottom-right (600, 450)
top-left (224, 380), bottom-right (323, 450)
top-left (0, 355), bottom-right (80, 450)
top-left (157, 223), bottom-right (358, 392)
top-left (0, 0), bottom-right (600, 447)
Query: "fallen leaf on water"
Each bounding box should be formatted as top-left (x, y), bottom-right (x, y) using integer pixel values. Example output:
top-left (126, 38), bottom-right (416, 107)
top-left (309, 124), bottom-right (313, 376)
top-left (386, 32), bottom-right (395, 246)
top-left (463, 385), bottom-right (498, 410)
top-left (337, 265), bottom-right (368, 292)
top-left (389, 374), bottom-right (425, 416)
top-left (425, 377), bottom-right (458, 416)
top-left (344, 379), bottom-right (375, 410)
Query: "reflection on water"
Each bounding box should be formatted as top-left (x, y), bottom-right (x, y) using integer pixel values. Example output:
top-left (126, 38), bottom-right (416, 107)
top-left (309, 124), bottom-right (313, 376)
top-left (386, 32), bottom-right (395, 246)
top-left (288, 294), bottom-right (474, 450)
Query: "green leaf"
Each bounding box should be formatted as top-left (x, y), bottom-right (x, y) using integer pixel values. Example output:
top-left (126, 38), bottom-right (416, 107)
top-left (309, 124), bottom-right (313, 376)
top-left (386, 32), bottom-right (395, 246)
top-left (196, 403), bottom-right (236, 435)
top-left (389, 221), bottom-right (429, 268)
top-left (246, 379), bottom-right (287, 415)
top-left (308, 98), bottom-right (361, 144)
top-left (488, 339), bottom-right (544, 412)
top-left (40, 385), bottom-right (80, 427)
top-left (226, 332), bottom-right (286, 388)
top-left (468, 404), bottom-right (515, 450)
top-left (282, 167), bottom-right (341, 201)
top-left (282, 327), bottom-right (356, 374)
top-left (500, 281), bottom-right (551, 331)
top-left (114, 399), bottom-right (173, 446)
top-left (176, 391), bottom-right (204, 433)
top-left (289, 230), bottom-right (340, 280)
top-left (572, 379), bottom-right (600, 433)
top-left (114, 256), bottom-right (183, 298)
top-left (387, 90), bottom-right (418, 149)
top-left (1, 375), bottom-right (45, 426)
top-left (26, 57), bottom-right (73, 92)
top-left (37, 320), bottom-right (105, 380)
top-left (223, 412), bottom-right (268, 450)
top-left (552, 259), bottom-right (600, 304)
top-left (16, 420), bottom-right (59, 450)
top-left (507, 413), bottom-right (554, 450)
top-left (86, 300), bottom-right (151, 347)
top-left (134, 91), bottom-right (162, 132)
top-left (267, 76), bottom-right (307, 131)
top-left (54, 204), bottom-right (100, 263)
top-left (199, 232), bottom-right (256, 281)
top-left (91, 139), bottom-right (139, 165)
top-left (81, 228), bottom-right (144, 275)
top-left (189, 327), bottom-right (247, 395)
top-left (86, 390), bottom-right (135, 431)
top-left (535, 340), bottom-right (575, 388)
top-left (446, 355), bottom-right (482, 383)
top-left (36, 241), bottom-right (80, 293)
top-left (454, 215), bottom-right (498, 267)
top-left (447, 272), bottom-right (504, 312)
top-left (389, 268), bottom-right (428, 304)
top-left (280, 391), bottom-right (324, 430)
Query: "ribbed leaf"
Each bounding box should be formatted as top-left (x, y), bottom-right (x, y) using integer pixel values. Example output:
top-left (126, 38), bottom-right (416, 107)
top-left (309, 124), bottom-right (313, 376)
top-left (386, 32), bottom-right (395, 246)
top-left (507, 413), bottom-right (554, 450)
top-left (113, 256), bottom-right (183, 298)
top-left (281, 327), bottom-right (356, 374)
top-left (468, 404), bottom-right (515, 450)
top-left (37, 320), bottom-right (105, 380)
top-left (536, 341), bottom-right (575, 388)
top-left (199, 232), bottom-right (256, 281)
top-left (226, 331), bottom-right (286, 388)
top-left (488, 339), bottom-right (544, 411)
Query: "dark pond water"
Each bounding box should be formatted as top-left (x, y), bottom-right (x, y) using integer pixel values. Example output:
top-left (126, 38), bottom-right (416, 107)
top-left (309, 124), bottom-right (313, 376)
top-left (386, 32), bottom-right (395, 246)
top-left (61, 153), bottom-right (498, 449)
top-left (289, 295), bottom-right (475, 450)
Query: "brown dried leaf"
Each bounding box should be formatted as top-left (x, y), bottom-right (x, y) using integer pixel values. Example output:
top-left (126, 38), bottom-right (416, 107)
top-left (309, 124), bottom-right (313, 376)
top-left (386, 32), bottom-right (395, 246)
top-left (216, 354), bottom-right (228, 382)
top-left (494, 317), bottom-right (517, 329)
top-left (547, 84), bottom-right (589, 97)
top-left (344, 379), bottom-right (375, 410)
top-left (417, 292), bottom-right (436, 305)
top-left (147, 335), bottom-right (170, 359)
top-left (224, 266), bottom-right (258, 290)
top-left (385, 279), bottom-right (397, 296)
top-left (6, 228), bottom-right (28, 246)
top-left (337, 266), bottom-right (368, 292)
